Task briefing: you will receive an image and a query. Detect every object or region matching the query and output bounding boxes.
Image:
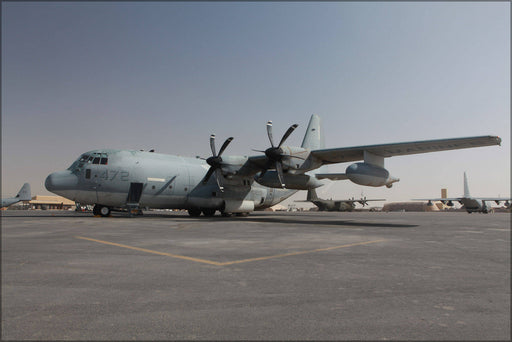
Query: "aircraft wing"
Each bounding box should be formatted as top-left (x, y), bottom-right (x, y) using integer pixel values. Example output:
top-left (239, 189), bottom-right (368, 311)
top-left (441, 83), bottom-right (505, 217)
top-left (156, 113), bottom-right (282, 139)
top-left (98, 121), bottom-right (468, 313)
top-left (310, 136), bottom-right (501, 165)
top-left (412, 198), bottom-right (462, 202)
top-left (245, 155), bottom-right (269, 170)
top-left (342, 198), bottom-right (386, 203)
top-left (315, 173), bottom-right (349, 180)
top-left (475, 197), bottom-right (511, 201)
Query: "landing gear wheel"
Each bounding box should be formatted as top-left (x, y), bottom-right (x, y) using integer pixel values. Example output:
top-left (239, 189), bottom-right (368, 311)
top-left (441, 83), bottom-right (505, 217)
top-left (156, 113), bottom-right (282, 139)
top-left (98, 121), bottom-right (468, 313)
top-left (99, 206), bottom-right (111, 217)
top-left (202, 209), bottom-right (216, 217)
top-left (235, 212), bottom-right (249, 217)
top-left (221, 211), bottom-right (233, 217)
top-left (188, 208), bottom-right (201, 217)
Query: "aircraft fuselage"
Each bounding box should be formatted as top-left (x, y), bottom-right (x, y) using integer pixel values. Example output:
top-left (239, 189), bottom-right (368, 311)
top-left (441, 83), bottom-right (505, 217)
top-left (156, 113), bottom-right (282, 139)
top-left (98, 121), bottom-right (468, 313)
top-left (45, 149), bottom-right (296, 213)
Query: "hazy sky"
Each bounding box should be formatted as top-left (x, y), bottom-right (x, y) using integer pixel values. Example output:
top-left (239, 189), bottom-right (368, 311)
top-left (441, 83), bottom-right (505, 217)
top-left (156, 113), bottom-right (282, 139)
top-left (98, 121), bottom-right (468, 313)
top-left (2, 2), bottom-right (510, 206)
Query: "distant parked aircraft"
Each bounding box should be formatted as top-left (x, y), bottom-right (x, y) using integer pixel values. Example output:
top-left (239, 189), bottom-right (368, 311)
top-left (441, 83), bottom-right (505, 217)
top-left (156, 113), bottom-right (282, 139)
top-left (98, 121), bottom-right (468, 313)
top-left (413, 172), bottom-right (510, 213)
top-left (1, 183), bottom-right (31, 208)
top-left (45, 114), bottom-right (501, 217)
top-left (296, 188), bottom-right (385, 211)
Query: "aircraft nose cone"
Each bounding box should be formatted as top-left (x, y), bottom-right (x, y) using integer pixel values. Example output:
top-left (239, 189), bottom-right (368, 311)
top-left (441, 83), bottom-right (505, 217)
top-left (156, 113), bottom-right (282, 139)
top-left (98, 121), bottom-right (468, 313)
top-left (45, 170), bottom-right (78, 192)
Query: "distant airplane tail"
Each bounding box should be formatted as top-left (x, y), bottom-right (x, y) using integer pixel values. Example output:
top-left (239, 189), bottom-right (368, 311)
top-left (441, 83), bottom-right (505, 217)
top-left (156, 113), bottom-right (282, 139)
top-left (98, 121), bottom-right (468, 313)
top-left (307, 188), bottom-right (319, 201)
top-left (463, 172), bottom-right (470, 198)
top-left (17, 183), bottom-right (31, 201)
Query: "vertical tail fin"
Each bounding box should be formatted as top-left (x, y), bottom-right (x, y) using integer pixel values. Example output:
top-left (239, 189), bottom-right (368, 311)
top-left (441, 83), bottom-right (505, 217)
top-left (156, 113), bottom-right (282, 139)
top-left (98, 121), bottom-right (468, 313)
top-left (17, 183), bottom-right (31, 201)
top-left (307, 188), bottom-right (319, 201)
top-left (302, 114), bottom-right (329, 176)
top-left (301, 114), bottom-right (324, 150)
top-left (463, 172), bottom-right (470, 198)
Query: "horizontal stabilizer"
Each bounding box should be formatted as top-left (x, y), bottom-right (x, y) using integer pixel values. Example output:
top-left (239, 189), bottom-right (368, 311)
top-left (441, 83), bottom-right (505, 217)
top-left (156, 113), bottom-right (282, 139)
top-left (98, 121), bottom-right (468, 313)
top-left (315, 173), bottom-right (349, 180)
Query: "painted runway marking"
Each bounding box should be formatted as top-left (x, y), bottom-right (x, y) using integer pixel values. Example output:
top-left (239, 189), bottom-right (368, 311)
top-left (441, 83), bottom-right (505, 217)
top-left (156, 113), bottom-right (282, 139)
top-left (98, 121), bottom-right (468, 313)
top-left (75, 236), bottom-right (386, 266)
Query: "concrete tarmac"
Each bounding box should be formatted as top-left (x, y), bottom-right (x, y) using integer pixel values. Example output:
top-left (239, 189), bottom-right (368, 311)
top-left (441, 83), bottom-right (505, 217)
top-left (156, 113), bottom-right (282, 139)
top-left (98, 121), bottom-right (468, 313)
top-left (1, 210), bottom-right (510, 340)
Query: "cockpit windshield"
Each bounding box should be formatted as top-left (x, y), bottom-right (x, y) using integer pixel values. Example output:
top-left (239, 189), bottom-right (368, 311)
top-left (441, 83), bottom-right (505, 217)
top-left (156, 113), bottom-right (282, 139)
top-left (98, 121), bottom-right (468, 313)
top-left (67, 152), bottom-right (109, 174)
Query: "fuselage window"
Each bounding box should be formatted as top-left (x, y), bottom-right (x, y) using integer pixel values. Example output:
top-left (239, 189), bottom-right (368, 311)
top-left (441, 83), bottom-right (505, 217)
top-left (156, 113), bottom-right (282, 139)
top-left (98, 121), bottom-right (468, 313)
top-left (85, 169), bottom-right (91, 179)
top-left (100, 158), bottom-right (108, 165)
top-left (93, 157), bottom-right (100, 164)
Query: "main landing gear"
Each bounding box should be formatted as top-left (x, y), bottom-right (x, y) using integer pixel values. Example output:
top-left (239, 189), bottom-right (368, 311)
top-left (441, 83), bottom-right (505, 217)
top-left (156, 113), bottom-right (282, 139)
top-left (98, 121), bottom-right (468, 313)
top-left (93, 204), bottom-right (111, 217)
top-left (187, 208), bottom-right (218, 217)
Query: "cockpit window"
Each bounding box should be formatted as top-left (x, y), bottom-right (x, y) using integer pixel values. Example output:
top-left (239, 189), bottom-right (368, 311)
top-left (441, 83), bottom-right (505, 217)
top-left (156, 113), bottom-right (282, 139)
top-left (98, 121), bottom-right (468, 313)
top-left (79, 155), bottom-right (90, 162)
top-left (68, 152), bottom-right (109, 173)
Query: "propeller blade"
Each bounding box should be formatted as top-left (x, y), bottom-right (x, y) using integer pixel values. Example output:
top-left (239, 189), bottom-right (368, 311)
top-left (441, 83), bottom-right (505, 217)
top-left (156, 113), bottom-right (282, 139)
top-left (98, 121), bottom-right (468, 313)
top-left (275, 161), bottom-right (285, 188)
top-left (278, 124), bottom-right (298, 148)
top-left (266, 121), bottom-right (275, 148)
top-left (218, 137), bottom-right (234, 157)
top-left (214, 170), bottom-right (224, 191)
top-left (210, 134), bottom-right (217, 157)
top-left (202, 167), bottom-right (216, 184)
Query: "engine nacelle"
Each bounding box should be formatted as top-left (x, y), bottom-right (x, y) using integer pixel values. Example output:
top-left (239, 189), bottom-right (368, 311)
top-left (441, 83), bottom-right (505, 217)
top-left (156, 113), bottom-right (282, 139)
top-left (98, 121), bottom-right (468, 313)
top-left (255, 171), bottom-right (323, 190)
top-left (345, 163), bottom-right (399, 188)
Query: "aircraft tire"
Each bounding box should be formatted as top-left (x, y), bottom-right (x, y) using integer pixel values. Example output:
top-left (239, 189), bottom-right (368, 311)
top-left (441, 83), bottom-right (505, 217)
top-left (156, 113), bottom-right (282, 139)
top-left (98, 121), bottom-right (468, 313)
top-left (188, 208), bottom-right (201, 217)
top-left (202, 209), bottom-right (216, 217)
top-left (220, 211), bottom-right (233, 217)
top-left (93, 205), bottom-right (101, 216)
top-left (99, 206), bottom-right (111, 217)
top-left (235, 212), bottom-right (249, 217)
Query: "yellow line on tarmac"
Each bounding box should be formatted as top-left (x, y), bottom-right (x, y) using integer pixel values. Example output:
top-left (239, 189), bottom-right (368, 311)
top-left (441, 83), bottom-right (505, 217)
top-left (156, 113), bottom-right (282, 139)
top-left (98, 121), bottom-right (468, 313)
top-left (217, 239), bottom-right (387, 265)
top-left (75, 236), bottom-right (386, 266)
top-left (75, 236), bottom-right (223, 266)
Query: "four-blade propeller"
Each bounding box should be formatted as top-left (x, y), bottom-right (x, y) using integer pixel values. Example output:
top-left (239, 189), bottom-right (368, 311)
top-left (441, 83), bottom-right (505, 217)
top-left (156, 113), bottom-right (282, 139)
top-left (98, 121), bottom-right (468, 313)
top-left (258, 121), bottom-right (299, 188)
top-left (204, 120), bottom-right (299, 190)
top-left (202, 134), bottom-right (233, 191)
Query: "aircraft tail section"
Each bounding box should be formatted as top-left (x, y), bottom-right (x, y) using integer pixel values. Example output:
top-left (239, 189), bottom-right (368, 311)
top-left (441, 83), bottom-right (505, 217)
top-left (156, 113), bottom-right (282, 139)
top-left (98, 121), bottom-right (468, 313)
top-left (463, 172), bottom-right (470, 198)
top-left (17, 183), bottom-right (31, 201)
top-left (301, 114), bottom-right (324, 150)
top-left (302, 114), bottom-right (329, 177)
top-left (307, 188), bottom-right (319, 201)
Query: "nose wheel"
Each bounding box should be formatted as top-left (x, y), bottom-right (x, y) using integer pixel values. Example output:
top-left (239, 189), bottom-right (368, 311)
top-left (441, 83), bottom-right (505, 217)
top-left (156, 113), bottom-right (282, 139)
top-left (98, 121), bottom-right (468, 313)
top-left (93, 204), bottom-right (111, 217)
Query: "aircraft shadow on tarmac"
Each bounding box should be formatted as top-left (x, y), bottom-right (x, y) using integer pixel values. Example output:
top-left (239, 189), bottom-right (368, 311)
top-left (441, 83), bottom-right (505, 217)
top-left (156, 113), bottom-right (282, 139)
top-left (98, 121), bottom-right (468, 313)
top-left (1, 211), bottom-right (418, 228)
top-left (226, 216), bottom-right (418, 228)
top-left (142, 212), bottom-right (418, 228)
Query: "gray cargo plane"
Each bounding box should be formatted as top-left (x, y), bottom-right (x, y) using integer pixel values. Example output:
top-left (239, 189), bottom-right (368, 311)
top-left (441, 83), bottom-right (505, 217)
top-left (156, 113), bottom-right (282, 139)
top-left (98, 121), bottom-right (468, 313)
top-left (45, 114), bottom-right (501, 217)
top-left (296, 188), bottom-right (385, 212)
top-left (1, 183), bottom-right (31, 208)
top-left (413, 172), bottom-right (510, 213)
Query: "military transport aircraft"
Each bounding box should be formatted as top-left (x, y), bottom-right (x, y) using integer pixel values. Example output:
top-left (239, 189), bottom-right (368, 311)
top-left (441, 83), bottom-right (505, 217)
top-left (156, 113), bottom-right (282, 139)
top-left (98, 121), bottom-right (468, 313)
top-left (45, 114), bottom-right (502, 217)
top-left (296, 188), bottom-right (385, 212)
top-left (1, 183), bottom-right (31, 208)
top-left (413, 172), bottom-right (510, 213)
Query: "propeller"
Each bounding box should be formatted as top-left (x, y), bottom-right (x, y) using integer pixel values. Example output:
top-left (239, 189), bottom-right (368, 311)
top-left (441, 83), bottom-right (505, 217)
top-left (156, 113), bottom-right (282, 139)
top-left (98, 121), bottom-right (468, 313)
top-left (256, 121), bottom-right (298, 188)
top-left (202, 134), bottom-right (233, 191)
